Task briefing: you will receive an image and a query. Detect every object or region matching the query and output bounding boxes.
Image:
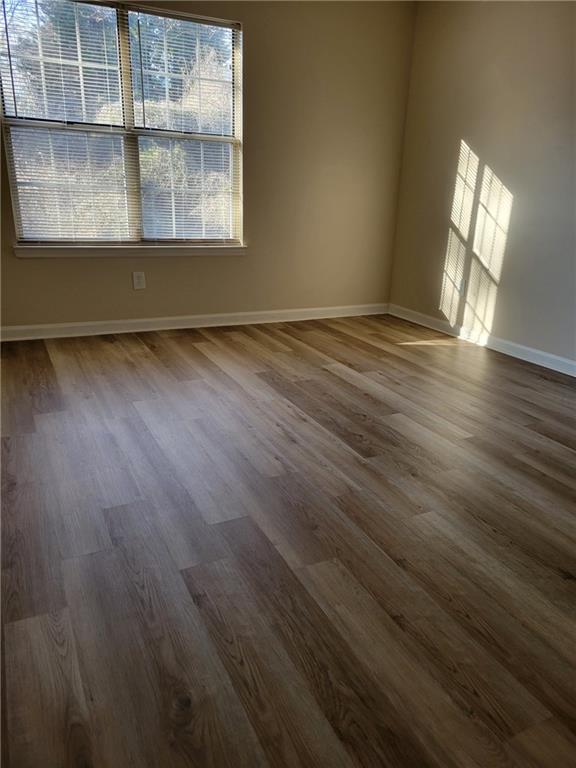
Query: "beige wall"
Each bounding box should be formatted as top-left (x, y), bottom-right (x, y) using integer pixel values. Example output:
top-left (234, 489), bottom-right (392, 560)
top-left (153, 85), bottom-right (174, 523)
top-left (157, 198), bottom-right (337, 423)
top-left (1, 1), bottom-right (415, 328)
top-left (390, 1), bottom-right (576, 360)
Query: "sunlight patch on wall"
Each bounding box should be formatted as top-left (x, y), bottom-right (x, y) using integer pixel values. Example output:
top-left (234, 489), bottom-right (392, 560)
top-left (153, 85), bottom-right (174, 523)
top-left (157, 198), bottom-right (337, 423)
top-left (450, 141), bottom-right (479, 240)
top-left (440, 139), bottom-right (513, 346)
top-left (462, 259), bottom-right (498, 344)
top-left (473, 165), bottom-right (513, 284)
top-left (440, 230), bottom-right (467, 326)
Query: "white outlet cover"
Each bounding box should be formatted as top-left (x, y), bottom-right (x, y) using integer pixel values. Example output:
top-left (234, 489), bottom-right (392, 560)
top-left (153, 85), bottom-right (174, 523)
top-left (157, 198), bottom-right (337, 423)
top-left (132, 271), bottom-right (146, 290)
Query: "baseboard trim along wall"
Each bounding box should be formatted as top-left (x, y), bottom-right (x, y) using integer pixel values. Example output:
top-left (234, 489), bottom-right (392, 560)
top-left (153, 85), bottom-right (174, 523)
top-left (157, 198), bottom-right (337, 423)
top-left (0, 303), bottom-right (389, 342)
top-left (387, 304), bottom-right (576, 378)
top-left (2, 301), bottom-right (574, 377)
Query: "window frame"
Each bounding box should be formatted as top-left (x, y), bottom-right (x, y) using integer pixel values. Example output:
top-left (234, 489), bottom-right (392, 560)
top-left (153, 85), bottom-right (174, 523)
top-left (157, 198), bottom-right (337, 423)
top-left (1, 0), bottom-right (245, 256)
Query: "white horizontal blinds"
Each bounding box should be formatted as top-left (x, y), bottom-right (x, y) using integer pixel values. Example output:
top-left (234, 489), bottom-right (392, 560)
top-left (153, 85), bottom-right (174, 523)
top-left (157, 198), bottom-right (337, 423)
top-left (129, 11), bottom-right (240, 241)
top-left (7, 126), bottom-right (138, 239)
top-left (128, 11), bottom-right (233, 135)
top-left (0, 0), bottom-right (133, 241)
top-left (1, 0), bottom-right (242, 243)
top-left (140, 137), bottom-right (233, 239)
top-left (0, 0), bottom-right (122, 124)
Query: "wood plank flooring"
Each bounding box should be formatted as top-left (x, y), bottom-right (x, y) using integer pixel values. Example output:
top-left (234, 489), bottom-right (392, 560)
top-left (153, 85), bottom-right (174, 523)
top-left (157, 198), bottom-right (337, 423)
top-left (2, 315), bottom-right (576, 767)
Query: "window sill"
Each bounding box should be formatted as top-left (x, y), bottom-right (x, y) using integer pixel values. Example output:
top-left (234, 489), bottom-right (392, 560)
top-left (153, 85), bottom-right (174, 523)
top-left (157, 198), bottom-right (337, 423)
top-left (13, 243), bottom-right (248, 258)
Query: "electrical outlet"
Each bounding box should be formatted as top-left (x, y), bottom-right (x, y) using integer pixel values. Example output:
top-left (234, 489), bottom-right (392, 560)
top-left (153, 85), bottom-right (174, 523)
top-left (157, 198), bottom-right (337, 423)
top-left (132, 271), bottom-right (146, 290)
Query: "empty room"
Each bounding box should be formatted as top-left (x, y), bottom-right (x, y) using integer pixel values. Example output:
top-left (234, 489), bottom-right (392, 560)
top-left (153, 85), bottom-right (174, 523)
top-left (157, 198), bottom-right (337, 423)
top-left (1, 0), bottom-right (575, 765)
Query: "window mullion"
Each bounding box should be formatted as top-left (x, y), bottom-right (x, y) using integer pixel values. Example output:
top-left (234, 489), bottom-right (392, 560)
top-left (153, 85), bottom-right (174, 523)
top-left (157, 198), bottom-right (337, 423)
top-left (117, 6), bottom-right (142, 240)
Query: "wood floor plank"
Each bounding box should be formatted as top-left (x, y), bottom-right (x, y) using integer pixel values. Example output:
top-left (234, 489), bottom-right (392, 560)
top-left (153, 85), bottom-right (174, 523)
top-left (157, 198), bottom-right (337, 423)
top-left (397, 524), bottom-right (576, 728)
top-left (63, 536), bottom-right (269, 768)
top-left (408, 509), bottom-right (576, 665)
top-left (507, 718), bottom-right (576, 767)
top-left (5, 609), bottom-right (95, 767)
top-left (2, 340), bottom-right (65, 421)
top-left (2, 466), bottom-right (66, 623)
top-left (2, 316), bottom-right (575, 766)
top-left (107, 413), bottom-right (228, 569)
top-left (298, 558), bottom-right (542, 767)
top-left (262, 477), bottom-right (553, 745)
top-left (183, 557), bottom-right (356, 768)
top-left (216, 515), bottom-right (437, 768)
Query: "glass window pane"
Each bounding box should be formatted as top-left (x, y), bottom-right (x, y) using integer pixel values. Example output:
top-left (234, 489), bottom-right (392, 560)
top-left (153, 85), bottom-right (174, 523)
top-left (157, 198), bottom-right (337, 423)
top-left (129, 11), bottom-right (233, 135)
top-left (8, 127), bottom-right (131, 240)
top-left (139, 136), bottom-right (232, 239)
top-left (198, 24), bottom-right (232, 82)
top-left (0, 0), bottom-right (122, 124)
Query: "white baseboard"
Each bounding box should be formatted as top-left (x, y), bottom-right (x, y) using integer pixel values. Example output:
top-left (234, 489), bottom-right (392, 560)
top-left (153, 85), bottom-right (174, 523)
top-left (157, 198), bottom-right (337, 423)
top-left (3, 301), bottom-right (573, 377)
top-left (387, 305), bottom-right (454, 336)
top-left (1, 303), bottom-right (389, 342)
top-left (387, 304), bottom-right (576, 378)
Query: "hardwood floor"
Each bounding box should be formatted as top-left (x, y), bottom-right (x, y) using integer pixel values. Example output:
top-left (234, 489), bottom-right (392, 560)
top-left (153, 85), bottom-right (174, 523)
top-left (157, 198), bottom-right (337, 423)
top-left (2, 315), bottom-right (576, 767)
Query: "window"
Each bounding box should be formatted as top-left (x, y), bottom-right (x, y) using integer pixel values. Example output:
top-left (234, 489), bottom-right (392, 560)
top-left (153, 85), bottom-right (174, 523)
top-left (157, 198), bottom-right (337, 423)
top-left (0, 0), bottom-right (242, 247)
